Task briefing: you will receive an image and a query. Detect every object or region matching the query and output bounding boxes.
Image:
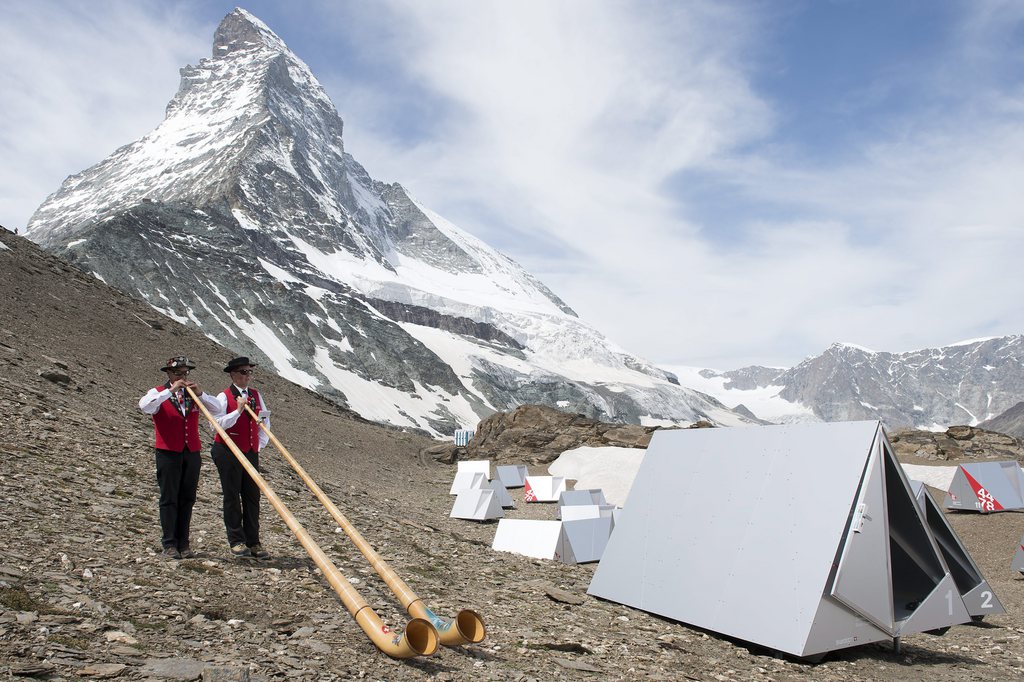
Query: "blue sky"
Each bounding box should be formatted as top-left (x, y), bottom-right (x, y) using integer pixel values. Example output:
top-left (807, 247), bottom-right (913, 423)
top-left (2, 0), bottom-right (1023, 370)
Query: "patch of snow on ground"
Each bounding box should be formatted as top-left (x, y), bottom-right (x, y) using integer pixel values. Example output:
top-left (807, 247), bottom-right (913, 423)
top-left (901, 464), bottom-right (957, 491)
top-left (548, 446), bottom-right (647, 508)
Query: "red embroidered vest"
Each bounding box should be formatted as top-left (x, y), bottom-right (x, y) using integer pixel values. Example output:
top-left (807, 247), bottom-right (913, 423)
top-left (214, 388), bottom-right (261, 452)
top-left (152, 384), bottom-right (201, 452)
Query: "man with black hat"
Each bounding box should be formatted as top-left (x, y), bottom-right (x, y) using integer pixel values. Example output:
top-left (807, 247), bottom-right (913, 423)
top-left (138, 356), bottom-right (221, 559)
top-left (210, 356), bottom-right (272, 559)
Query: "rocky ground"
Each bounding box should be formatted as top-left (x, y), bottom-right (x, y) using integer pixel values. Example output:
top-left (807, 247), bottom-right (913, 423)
top-left (3, 228), bottom-right (1024, 681)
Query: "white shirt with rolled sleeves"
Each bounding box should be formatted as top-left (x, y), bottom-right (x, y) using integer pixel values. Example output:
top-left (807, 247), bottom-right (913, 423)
top-left (209, 385), bottom-right (271, 450)
top-left (138, 386), bottom-right (221, 415)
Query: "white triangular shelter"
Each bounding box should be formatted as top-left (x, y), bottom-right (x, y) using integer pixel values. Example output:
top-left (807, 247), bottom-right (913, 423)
top-left (557, 489), bottom-right (612, 519)
top-left (450, 488), bottom-right (503, 521)
top-left (492, 519), bottom-right (573, 562)
top-left (486, 479), bottom-right (515, 508)
top-left (907, 480), bottom-right (1005, 620)
top-left (1012, 533), bottom-right (1024, 574)
top-left (560, 504), bottom-right (602, 521)
top-left (523, 476), bottom-right (566, 503)
top-left (449, 470), bottom-right (487, 495)
top-left (943, 461), bottom-right (1024, 512)
top-left (558, 490), bottom-right (595, 507)
top-left (495, 465), bottom-right (528, 488)
top-left (457, 459), bottom-right (492, 480)
top-left (589, 421), bottom-right (972, 658)
top-left (560, 517), bottom-right (614, 564)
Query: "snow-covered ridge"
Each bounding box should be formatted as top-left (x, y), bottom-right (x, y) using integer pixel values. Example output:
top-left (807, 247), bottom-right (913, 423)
top-left (669, 334), bottom-right (1024, 430)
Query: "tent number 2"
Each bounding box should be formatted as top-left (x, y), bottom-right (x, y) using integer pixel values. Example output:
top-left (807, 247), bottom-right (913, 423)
top-left (981, 591), bottom-right (994, 609)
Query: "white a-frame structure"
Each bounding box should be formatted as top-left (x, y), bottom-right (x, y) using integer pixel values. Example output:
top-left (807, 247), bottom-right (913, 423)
top-left (909, 481), bottom-right (1005, 619)
top-left (588, 421), bottom-right (972, 658)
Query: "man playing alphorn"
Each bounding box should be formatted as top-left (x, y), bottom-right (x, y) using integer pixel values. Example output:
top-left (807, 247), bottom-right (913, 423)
top-left (138, 356), bottom-right (221, 559)
top-left (210, 356), bottom-right (271, 559)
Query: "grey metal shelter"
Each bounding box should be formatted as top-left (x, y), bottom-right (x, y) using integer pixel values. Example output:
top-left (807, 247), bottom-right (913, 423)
top-left (560, 517), bottom-right (614, 564)
top-left (943, 461), bottom-right (1024, 513)
top-left (909, 481), bottom-right (1005, 619)
top-left (557, 489), bottom-right (613, 519)
top-left (588, 421), bottom-right (972, 658)
top-left (1012, 533), bottom-right (1024, 574)
top-left (495, 465), bottom-right (528, 488)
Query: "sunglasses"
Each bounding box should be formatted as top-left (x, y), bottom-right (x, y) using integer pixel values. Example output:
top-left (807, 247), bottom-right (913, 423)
top-left (170, 370), bottom-right (191, 377)
top-left (233, 369), bottom-right (255, 376)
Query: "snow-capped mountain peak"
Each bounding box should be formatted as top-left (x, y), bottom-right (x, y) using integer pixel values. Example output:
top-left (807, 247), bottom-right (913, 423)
top-left (25, 8), bottom-right (751, 436)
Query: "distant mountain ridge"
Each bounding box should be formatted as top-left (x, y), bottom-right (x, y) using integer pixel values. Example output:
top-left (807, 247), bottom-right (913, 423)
top-left (671, 335), bottom-right (1024, 430)
top-left (25, 8), bottom-right (750, 436)
top-left (979, 400), bottom-right (1024, 439)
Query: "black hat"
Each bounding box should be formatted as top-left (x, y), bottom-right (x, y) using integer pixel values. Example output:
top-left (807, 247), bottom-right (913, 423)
top-left (161, 355), bottom-right (196, 372)
top-left (223, 356), bottom-right (258, 373)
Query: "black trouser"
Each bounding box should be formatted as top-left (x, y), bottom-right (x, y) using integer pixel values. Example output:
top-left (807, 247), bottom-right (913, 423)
top-left (211, 442), bottom-right (261, 547)
top-left (154, 448), bottom-right (201, 550)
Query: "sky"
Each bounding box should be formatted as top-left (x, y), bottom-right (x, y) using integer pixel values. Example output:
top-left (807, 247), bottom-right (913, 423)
top-left (2, 0), bottom-right (1023, 370)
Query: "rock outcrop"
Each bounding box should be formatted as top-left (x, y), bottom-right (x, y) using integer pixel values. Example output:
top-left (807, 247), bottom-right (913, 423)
top-left (889, 425), bottom-right (1024, 463)
top-left (463, 405), bottom-right (660, 465)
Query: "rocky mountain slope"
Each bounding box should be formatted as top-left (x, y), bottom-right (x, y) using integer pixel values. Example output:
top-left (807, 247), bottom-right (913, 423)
top-left (23, 8), bottom-right (748, 437)
top-left (4, 227), bottom-right (1024, 680)
top-left (675, 336), bottom-right (1024, 429)
top-left (980, 401), bottom-right (1024, 439)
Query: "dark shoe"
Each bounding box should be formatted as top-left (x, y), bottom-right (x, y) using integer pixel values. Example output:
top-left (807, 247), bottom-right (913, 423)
top-left (162, 546), bottom-right (182, 560)
top-left (179, 547), bottom-right (196, 559)
top-left (248, 544), bottom-right (271, 560)
top-left (230, 543), bottom-right (251, 558)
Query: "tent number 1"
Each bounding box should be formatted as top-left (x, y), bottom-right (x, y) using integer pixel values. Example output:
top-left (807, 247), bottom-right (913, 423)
top-left (945, 590), bottom-right (954, 615)
top-left (981, 591), bottom-right (994, 609)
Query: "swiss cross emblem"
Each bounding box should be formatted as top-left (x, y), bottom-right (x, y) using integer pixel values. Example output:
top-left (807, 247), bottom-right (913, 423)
top-left (524, 482), bottom-right (537, 502)
top-left (381, 625), bottom-right (390, 634)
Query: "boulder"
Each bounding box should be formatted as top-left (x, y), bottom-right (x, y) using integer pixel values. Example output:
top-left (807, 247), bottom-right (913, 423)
top-left (889, 425), bottom-right (1024, 463)
top-left (465, 404), bottom-right (661, 465)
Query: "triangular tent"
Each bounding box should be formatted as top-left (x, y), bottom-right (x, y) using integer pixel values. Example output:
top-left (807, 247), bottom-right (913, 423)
top-left (492, 519), bottom-right (573, 562)
top-left (944, 461), bottom-right (1024, 512)
top-left (560, 504), bottom-right (616, 522)
top-left (588, 421), bottom-right (972, 658)
top-left (559, 517), bottom-right (614, 564)
top-left (523, 476), bottom-right (566, 503)
top-left (485, 479), bottom-right (515, 508)
top-left (450, 488), bottom-right (503, 521)
top-left (449, 470), bottom-right (487, 495)
top-left (909, 481), bottom-right (1005, 619)
top-left (457, 459), bottom-right (491, 480)
top-left (496, 465), bottom-right (528, 488)
top-left (557, 492), bottom-right (617, 520)
top-left (1012, 533), bottom-right (1024, 574)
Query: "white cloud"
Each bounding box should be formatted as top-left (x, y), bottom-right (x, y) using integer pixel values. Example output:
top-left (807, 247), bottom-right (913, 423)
top-left (0, 0), bottom-right (209, 230)
top-left (321, 1), bottom-right (1024, 368)
top-left (5, 0), bottom-right (1021, 370)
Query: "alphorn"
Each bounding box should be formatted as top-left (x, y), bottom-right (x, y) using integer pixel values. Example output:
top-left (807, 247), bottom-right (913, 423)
top-left (185, 387), bottom-right (439, 659)
top-left (243, 403), bottom-right (486, 647)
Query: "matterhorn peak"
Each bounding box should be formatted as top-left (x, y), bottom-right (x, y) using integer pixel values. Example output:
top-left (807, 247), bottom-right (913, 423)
top-left (213, 7), bottom-right (288, 57)
top-left (24, 7), bottom-right (756, 435)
